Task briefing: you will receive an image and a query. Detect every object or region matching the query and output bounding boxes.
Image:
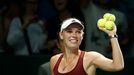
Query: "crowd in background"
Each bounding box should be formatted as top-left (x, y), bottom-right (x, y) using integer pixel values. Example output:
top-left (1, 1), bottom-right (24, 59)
top-left (0, 0), bottom-right (134, 58)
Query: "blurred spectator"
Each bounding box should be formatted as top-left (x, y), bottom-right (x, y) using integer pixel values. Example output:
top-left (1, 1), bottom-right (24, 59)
top-left (80, 0), bottom-right (128, 56)
top-left (0, 1), bottom-right (20, 55)
top-left (6, 0), bottom-right (47, 55)
top-left (43, 0), bottom-right (85, 55)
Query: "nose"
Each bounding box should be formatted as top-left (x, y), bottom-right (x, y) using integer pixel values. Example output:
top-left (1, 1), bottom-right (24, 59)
top-left (71, 32), bottom-right (77, 37)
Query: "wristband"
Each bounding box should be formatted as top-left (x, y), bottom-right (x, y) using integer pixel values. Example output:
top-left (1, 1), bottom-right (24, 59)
top-left (109, 34), bottom-right (118, 39)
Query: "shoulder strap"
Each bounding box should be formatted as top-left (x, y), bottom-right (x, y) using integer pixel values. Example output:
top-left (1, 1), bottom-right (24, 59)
top-left (53, 54), bottom-right (64, 74)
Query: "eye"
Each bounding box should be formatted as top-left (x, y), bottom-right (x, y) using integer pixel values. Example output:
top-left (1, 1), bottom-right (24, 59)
top-left (76, 30), bottom-right (81, 34)
top-left (66, 30), bottom-right (72, 33)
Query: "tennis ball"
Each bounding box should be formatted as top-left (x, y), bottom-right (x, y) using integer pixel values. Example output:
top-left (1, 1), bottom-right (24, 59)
top-left (105, 21), bottom-right (115, 31)
top-left (103, 13), bottom-right (116, 22)
top-left (97, 18), bottom-right (107, 28)
top-left (103, 13), bottom-right (111, 20)
top-left (108, 14), bottom-right (116, 22)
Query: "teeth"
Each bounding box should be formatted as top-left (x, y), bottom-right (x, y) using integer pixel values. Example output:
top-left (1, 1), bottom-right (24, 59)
top-left (70, 39), bottom-right (77, 43)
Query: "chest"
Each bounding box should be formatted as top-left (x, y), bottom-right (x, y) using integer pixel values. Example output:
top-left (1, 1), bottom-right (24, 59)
top-left (58, 56), bottom-right (79, 73)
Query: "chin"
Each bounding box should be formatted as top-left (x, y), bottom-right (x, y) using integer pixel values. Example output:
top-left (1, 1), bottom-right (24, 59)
top-left (70, 45), bottom-right (79, 49)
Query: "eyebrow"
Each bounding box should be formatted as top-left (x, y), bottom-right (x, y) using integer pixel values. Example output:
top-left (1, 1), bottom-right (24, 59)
top-left (64, 28), bottom-right (82, 31)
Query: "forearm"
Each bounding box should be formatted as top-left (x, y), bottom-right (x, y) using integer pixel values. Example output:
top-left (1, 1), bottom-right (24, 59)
top-left (110, 37), bottom-right (124, 70)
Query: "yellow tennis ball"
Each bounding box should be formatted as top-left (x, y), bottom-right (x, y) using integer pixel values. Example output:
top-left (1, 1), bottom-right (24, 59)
top-left (109, 14), bottom-right (116, 22)
top-left (103, 13), bottom-right (116, 22)
top-left (97, 18), bottom-right (107, 28)
top-left (105, 21), bottom-right (115, 31)
top-left (103, 13), bottom-right (111, 21)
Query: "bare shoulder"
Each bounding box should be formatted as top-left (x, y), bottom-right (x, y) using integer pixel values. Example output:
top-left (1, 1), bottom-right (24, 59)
top-left (83, 51), bottom-right (103, 73)
top-left (85, 51), bottom-right (103, 58)
top-left (50, 53), bottom-right (63, 63)
top-left (49, 53), bottom-right (62, 74)
top-left (83, 51), bottom-right (100, 64)
top-left (84, 51), bottom-right (105, 64)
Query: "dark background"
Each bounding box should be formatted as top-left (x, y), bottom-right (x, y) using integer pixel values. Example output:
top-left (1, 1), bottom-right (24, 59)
top-left (0, 0), bottom-right (134, 75)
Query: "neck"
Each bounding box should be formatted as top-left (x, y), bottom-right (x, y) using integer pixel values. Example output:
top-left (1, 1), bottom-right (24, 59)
top-left (63, 49), bottom-right (80, 60)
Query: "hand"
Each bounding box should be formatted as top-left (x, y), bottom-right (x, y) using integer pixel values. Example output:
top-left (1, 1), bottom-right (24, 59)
top-left (97, 24), bottom-right (117, 36)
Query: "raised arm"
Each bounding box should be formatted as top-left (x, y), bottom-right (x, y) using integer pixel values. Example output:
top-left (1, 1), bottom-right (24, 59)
top-left (92, 24), bottom-right (124, 71)
top-left (109, 33), bottom-right (124, 71)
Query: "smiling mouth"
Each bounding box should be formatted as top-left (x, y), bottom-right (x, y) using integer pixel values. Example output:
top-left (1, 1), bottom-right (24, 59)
top-left (70, 39), bottom-right (78, 43)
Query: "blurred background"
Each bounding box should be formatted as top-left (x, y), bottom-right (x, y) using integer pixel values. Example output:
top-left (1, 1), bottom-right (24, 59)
top-left (0, 0), bottom-right (134, 75)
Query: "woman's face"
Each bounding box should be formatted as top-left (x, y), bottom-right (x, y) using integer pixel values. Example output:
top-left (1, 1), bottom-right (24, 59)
top-left (54, 0), bottom-right (68, 11)
top-left (60, 24), bottom-right (84, 49)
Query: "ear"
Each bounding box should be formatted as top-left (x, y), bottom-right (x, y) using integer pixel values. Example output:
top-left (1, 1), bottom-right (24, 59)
top-left (81, 32), bottom-right (84, 40)
top-left (59, 32), bottom-right (63, 40)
